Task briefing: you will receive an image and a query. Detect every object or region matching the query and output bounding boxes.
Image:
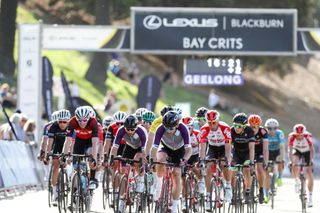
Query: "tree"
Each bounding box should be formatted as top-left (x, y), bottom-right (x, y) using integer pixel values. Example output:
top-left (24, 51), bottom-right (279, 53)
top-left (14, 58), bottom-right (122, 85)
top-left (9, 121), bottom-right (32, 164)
top-left (85, 0), bottom-right (110, 90)
top-left (0, 0), bottom-right (18, 78)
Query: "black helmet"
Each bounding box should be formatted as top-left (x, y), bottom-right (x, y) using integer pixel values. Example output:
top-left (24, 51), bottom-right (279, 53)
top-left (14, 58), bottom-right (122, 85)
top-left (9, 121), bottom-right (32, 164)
top-left (195, 107), bottom-right (208, 118)
top-left (233, 113), bottom-right (248, 125)
top-left (160, 105), bottom-right (174, 116)
top-left (124, 115), bottom-right (138, 129)
top-left (162, 111), bottom-right (180, 128)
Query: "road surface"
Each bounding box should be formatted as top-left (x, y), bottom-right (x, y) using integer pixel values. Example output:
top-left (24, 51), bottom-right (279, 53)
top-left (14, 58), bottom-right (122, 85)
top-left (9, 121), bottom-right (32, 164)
top-left (0, 178), bottom-right (319, 213)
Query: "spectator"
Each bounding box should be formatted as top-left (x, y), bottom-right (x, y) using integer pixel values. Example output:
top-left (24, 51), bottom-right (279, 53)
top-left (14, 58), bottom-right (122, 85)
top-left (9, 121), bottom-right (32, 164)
top-left (0, 83), bottom-right (16, 108)
top-left (0, 113), bottom-right (21, 140)
top-left (104, 91), bottom-right (117, 112)
top-left (69, 80), bottom-right (80, 97)
top-left (24, 119), bottom-right (36, 144)
top-left (208, 89), bottom-right (220, 109)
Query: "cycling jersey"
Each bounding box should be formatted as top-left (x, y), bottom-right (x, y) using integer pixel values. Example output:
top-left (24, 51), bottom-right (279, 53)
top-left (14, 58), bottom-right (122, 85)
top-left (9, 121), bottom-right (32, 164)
top-left (268, 129), bottom-right (285, 151)
top-left (48, 122), bottom-right (73, 154)
top-left (153, 123), bottom-right (191, 151)
top-left (113, 125), bottom-right (147, 150)
top-left (231, 125), bottom-right (255, 153)
top-left (253, 127), bottom-right (268, 162)
top-left (193, 121), bottom-right (201, 131)
top-left (43, 121), bottom-right (54, 137)
top-left (97, 122), bottom-right (104, 144)
top-left (106, 122), bottom-right (126, 145)
top-left (68, 117), bottom-right (98, 139)
top-left (190, 130), bottom-right (200, 155)
top-left (288, 132), bottom-right (313, 153)
top-left (199, 121), bottom-right (231, 147)
top-left (150, 116), bottom-right (162, 134)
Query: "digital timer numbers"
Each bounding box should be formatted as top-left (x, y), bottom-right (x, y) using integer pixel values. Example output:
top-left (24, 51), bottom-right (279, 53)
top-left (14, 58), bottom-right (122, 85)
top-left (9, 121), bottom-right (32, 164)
top-left (207, 58), bottom-right (242, 74)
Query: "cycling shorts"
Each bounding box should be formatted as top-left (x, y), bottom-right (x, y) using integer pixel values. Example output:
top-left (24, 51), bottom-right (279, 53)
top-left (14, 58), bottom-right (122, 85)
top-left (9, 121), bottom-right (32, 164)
top-left (122, 145), bottom-right (142, 160)
top-left (207, 145), bottom-right (225, 160)
top-left (159, 143), bottom-right (185, 166)
top-left (233, 151), bottom-right (249, 165)
top-left (269, 149), bottom-right (280, 162)
top-left (293, 149), bottom-right (311, 166)
top-left (187, 154), bottom-right (199, 165)
top-left (73, 138), bottom-right (92, 155)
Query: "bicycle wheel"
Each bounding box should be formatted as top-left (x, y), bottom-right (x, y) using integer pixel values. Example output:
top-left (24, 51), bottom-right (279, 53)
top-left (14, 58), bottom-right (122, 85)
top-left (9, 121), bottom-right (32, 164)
top-left (57, 169), bottom-right (66, 213)
top-left (248, 175), bottom-right (258, 213)
top-left (71, 173), bottom-right (84, 213)
top-left (234, 176), bottom-right (243, 213)
top-left (184, 175), bottom-right (193, 213)
top-left (112, 171), bottom-right (121, 209)
top-left (270, 173), bottom-right (275, 209)
top-left (64, 169), bottom-right (70, 211)
top-left (116, 175), bottom-right (128, 213)
top-left (144, 173), bottom-right (153, 213)
top-left (155, 179), bottom-right (168, 213)
top-left (217, 178), bottom-right (226, 213)
top-left (135, 191), bottom-right (146, 213)
top-left (48, 165), bottom-right (53, 208)
top-left (210, 177), bottom-right (220, 213)
top-left (103, 167), bottom-right (111, 209)
top-left (300, 177), bottom-right (307, 213)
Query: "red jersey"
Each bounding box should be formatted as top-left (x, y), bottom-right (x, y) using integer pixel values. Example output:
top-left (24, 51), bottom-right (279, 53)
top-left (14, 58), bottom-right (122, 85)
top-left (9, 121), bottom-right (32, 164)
top-left (288, 132), bottom-right (313, 153)
top-left (98, 122), bottom-right (104, 144)
top-left (106, 122), bottom-right (126, 145)
top-left (199, 121), bottom-right (231, 146)
top-left (190, 130), bottom-right (200, 155)
top-left (68, 116), bottom-right (98, 140)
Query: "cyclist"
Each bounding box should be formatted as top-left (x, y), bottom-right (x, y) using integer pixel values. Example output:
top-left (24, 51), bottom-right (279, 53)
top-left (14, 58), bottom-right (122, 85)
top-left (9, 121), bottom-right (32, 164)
top-left (194, 107), bottom-right (208, 131)
top-left (141, 110), bottom-right (156, 132)
top-left (150, 111), bottom-right (192, 213)
top-left (62, 106), bottom-right (100, 190)
top-left (109, 115), bottom-right (147, 212)
top-left (231, 113), bottom-right (255, 203)
top-left (135, 107), bottom-right (148, 125)
top-left (264, 118), bottom-right (285, 203)
top-left (44, 109), bottom-right (71, 205)
top-left (102, 115), bottom-right (113, 158)
top-left (38, 111), bottom-right (59, 162)
top-left (199, 110), bottom-right (232, 208)
top-left (181, 116), bottom-right (203, 212)
top-left (248, 114), bottom-right (269, 204)
top-left (288, 124), bottom-right (314, 207)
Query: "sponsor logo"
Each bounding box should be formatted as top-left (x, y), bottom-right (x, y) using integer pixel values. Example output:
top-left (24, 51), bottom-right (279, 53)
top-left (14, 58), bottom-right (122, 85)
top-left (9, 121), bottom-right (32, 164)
top-left (143, 15), bottom-right (218, 30)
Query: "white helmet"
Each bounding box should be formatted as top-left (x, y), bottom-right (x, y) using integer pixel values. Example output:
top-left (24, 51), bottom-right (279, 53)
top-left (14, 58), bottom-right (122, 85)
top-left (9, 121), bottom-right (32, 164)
top-left (102, 116), bottom-right (113, 128)
top-left (113, 111), bottom-right (127, 123)
top-left (57, 109), bottom-right (71, 120)
top-left (265, 118), bottom-right (279, 128)
top-left (75, 106), bottom-right (91, 120)
top-left (83, 105), bottom-right (96, 118)
top-left (135, 108), bottom-right (148, 120)
top-left (51, 111), bottom-right (59, 121)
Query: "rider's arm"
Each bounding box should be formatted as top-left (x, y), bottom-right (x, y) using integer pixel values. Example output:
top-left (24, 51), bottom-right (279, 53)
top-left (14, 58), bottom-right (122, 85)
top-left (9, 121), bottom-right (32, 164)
top-left (263, 138), bottom-right (269, 164)
top-left (249, 142), bottom-right (255, 162)
top-left (137, 126), bottom-right (147, 156)
top-left (199, 126), bottom-right (209, 160)
top-left (145, 132), bottom-right (154, 156)
top-left (180, 124), bottom-right (192, 161)
top-left (150, 125), bottom-right (165, 161)
top-left (307, 134), bottom-right (314, 162)
top-left (62, 136), bottom-right (73, 154)
top-left (109, 126), bottom-right (126, 158)
top-left (288, 134), bottom-right (294, 162)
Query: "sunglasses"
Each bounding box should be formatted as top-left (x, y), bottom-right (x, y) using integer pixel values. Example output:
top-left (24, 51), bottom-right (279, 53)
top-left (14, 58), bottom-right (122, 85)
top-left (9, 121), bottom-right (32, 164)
top-left (125, 127), bottom-right (136, 132)
top-left (77, 119), bottom-right (88, 123)
top-left (251, 125), bottom-right (259, 129)
top-left (116, 122), bottom-right (124, 126)
top-left (165, 126), bottom-right (176, 131)
top-left (267, 127), bottom-right (277, 131)
top-left (233, 123), bottom-right (245, 129)
top-left (143, 121), bottom-right (152, 125)
top-left (198, 117), bottom-right (206, 122)
top-left (208, 120), bottom-right (218, 124)
top-left (58, 120), bottom-right (68, 124)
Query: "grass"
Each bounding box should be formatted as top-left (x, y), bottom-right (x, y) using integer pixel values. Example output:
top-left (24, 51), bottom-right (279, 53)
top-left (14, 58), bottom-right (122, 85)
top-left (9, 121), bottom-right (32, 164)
top-left (12, 5), bottom-right (233, 123)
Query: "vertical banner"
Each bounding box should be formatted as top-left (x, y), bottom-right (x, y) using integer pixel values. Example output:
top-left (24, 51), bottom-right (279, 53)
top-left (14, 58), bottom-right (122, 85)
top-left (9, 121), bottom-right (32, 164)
top-left (18, 23), bottom-right (42, 142)
top-left (42, 56), bottom-right (53, 120)
top-left (60, 71), bottom-right (76, 113)
top-left (137, 75), bottom-right (161, 111)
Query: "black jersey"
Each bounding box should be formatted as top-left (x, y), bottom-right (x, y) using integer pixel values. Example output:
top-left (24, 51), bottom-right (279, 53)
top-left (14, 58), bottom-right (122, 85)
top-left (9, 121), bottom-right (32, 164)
top-left (48, 122), bottom-right (72, 154)
top-left (43, 121), bottom-right (54, 136)
top-left (231, 125), bottom-right (255, 152)
top-left (253, 127), bottom-right (268, 154)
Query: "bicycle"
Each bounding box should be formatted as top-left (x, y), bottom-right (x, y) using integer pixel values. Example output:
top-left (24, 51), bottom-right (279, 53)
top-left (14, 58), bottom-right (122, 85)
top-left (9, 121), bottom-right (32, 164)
top-left (202, 158), bottom-right (226, 213)
top-left (150, 159), bottom-right (177, 213)
top-left (111, 156), bottom-right (144, 213)
top-left (249, 164), bottom-right (258, 213)
top-left (266, 160), bottom-right (281, 209)
top-left (295, 162), bottom-right (308, 213)
top-left (69, 154), bottom-right (93, 213)
top-left (47, 159), bottom-right (53, 208)
top-left (48, 153), bottom-right (70, 213)
top-left (144, 163), bottom-right (155, 213)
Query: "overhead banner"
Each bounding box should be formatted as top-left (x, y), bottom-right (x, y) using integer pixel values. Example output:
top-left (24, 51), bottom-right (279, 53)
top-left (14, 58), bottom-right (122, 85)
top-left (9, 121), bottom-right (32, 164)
top-left (43, 25), bottom-right (130, 52)
top-left (131, 7), bottom-right (297, 55)
top-left (183, 58), bottom-right (244, 86)
top-left (18, 24), bottom-right (42, 141)
top-left (297, 28), bottom-right (320, 54)
top-left (137, 75), bottom-right (161, 111)
top-left (42, 56), bottom-right (54, 121)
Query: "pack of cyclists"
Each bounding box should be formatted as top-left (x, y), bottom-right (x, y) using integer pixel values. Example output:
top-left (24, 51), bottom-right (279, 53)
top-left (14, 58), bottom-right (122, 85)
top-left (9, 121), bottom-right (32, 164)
top-left (38, 104), bottom-right (315, 212)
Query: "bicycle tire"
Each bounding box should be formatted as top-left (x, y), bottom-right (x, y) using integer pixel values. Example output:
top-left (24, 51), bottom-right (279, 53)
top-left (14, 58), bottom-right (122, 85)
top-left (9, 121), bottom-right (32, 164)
top-left (116, 175), bottom-right (128, 213)
top-left (48, 165), bottom-right (53, 208)
top-left (234, 176), bottom-right (243, 213)
top-left (270, 173), bottom-right (275, 209)
top-left (112, 171), bottom-right (121, 210)
top-left (155, 178), bottom-right (168, 213)
top-left (144, 173), bottom-right (153, 213)
top-left (218, 178), bottom-right (226, 213)
top-left (249, 175), bottom-right (258, 213)
top-left (184, 175), bottom-right (193, 213)
top-left (64, 169), bottom-right (70, 212)
top-left (300, 176), bottom-right (306, 213)
top-left (57, 169), bottom-right (65, 213)
top-left (102, 167), bottom-right (111, 209)
top-left (71, 173), bottom-right (84, 213)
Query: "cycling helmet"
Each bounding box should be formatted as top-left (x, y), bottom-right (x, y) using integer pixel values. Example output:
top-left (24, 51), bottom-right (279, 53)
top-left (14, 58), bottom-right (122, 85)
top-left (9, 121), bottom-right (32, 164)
top-left (293, 124), bottom-right (306, 134)
top-left (182, 116), bottom-right (194, 126)
top-left (51, 111), bottom-right (59, 121)
top-left (195, 107), bottom-right (208, 118)
top-left (75, 106), bottom-right (91, 120)
top-left (162, 111), bottom-right (180, 128)
top-left (113, 111), bottom-right (127, 123)
top-left (173, 107), bottom-right (182, 116)
top-left (206, 110), bottom-right (220, 121)
top-left (124, 115), bottom-right (138, 129)
top-left (160, 105), bottom-right (174, 116)
top-left (135, 108), bottom-right (148, 120)
top-left (57, 109), bottom-right (71, 120)
top-left (248, 114), bottom-right (262, 126)
top-left (233, 113), bottom-right (248, 125)
top-left (142, 111), bottom-right (156, 122)
top-left (102, 116), bottom-right (113, 128)
top-left (265, 118), bottom-right (279, 128)
top-left (83, 105), bottom-right (96, 118)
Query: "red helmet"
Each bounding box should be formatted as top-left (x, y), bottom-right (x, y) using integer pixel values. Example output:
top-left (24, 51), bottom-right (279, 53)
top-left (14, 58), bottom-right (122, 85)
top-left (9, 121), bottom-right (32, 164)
top-left (206, 110), bottom-right (220, 121)
top-left (293, 124), bottom-right (306, 134)
top-left (182, 116), bottom-right (194, 126)
top-left (248, 114), bottom-right (262, 126)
